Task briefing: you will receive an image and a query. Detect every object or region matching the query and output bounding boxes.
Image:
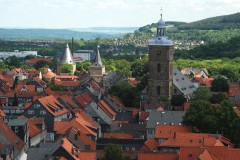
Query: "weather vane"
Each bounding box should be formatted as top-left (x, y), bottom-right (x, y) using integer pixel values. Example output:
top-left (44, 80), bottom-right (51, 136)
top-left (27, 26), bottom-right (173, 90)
top-left (160, 6), bottom-right (163, 19)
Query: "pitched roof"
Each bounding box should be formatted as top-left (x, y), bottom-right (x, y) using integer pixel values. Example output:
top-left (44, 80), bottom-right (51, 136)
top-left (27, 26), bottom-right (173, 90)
top-left (28, 119), bottom-right (42, 138)
top-left (78, 151), bottom-right (96, 160)
top-left (173, 68), bottom-right (197, 95)
top-left (139, 111), bottom-right (150, 121)
top-left (140, 138), bottom-right (158, 151)
top-left (37, 95), bottom-right (68, 117)
top-left (0, 118), bottom-right (25, 151)
top-left (60, 137), bottom-right (79, 159)
top-left (0, 109), bottom-right (6, 118)
top-left (179, 146), bottom-right (240, 160)
top-left (155, 125), bottom-right (192, 139)
top-left (159, 133), bottom-right (221, 148)
top-left (15, 84), bottom-right (36, 92)
top-left (146, 111), bottom-right (186, 129)
top-left (98, 100), bottom-right (116, 118)
top-left (27, 58), bottom-right (52, 65)
top-left (54, 79), bottom-right (80, 87)
top-left (104, 133), bottom-right (133, 139)
top-left (138, 153), bottom-right (178, 160)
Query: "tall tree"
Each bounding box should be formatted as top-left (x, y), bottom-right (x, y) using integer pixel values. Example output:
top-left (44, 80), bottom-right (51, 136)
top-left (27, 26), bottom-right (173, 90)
top-left (211, 77), bottom-right (229, 92)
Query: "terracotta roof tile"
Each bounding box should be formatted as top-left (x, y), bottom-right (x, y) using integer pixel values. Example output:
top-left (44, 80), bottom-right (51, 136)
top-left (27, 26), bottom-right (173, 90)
top-left (37, 95), bottom-right (68, 117)
top-left (159, 133), bottom-right (216, 148)
top-left (75, 95), bottom-right (89, 108)
top-left (28, 119), bottom-right (42, 138)
top-left (15, 84), bottom-right (35, 92)
top-left (155, 125), bottom-right (192, 139)
top-left (98, 100), bottom-right (116, 118)
top-left (104, 133), bottom-right (133, 139)
top-left (78, 151), bottom-right (96, 160)
top-left (54, 121), bottom-right (72, 134)
top-left (139, 111), bottom-right (149, 121)
top-left (0, 109), bottom-right (6, 118)
top-left (61, 137), bottom-right (80, 160)
top-left (27, 58), bottom-right (52, 65)
top-left (138, 153), bottom-right (178, 160)
top-left (140, 138), bottom-right (158, 151)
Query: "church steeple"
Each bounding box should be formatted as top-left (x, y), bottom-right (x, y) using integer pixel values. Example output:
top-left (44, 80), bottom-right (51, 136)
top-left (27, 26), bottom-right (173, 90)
top-left (149, 9), bottom-right (173, 46)
top-left (95, 45), bottom-right (103, 67)
top-left (157, 8), bottom-right (166, 37)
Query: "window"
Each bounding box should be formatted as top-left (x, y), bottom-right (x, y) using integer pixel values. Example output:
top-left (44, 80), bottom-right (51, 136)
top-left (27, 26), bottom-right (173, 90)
top-left (157, 86), bottom-right (160, 95)
top-left (174, 89), bottom-right (177, 94)
top-left (28, 110), bottom-right (34, 114)
top-left (157, 63), bottom-right (161, 72)
top-left (15, 127), bottom-right (18, 133)
top-left (157, 50), bottom-right (161, 55)
top-left (40, 110), bottom-right (46, 115)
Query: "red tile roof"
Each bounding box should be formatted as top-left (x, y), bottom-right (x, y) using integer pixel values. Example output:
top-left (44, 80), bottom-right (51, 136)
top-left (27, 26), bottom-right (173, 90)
top-left (155, 125), bottom-right (192, 139)
top-left (27, 58), bottom-right (52, 65)
top-left (70, 127), bottom-right (96, 150)
top-left (0, 109), bottom-right (6, 118)
top-left (44, 88), bottom-right (59, 99)
top-left (28, 119), bottom-right (42, 138)
top-left (37, 95), bottom-right (68, 117)
top-left (140, 138), bottom-right (158, 151)
top-left (179, 146), bottom-right (240, 160)
top-left (78, 151), bottom-right (96, 160)
top-left (139, 111), bottom-right (149, 121)
top-left (98, 100), bottom-right (116, 118)
top-left (104, 133), bottom-right (133, 139)
top-left (54, 121), bottom-right (72, 134)
top-left (184, 102), bottom-right (191, 111)
top-left (61, 137), bottom-right (79, 160)
top-left (159, 133), bottom-right (218, 148)
top-left (0, 118), bottom-right (25, 151)
top-left (75, 95), bottom-right (89, 108)
top-left (138, 153), bottom-right (178, 160)
top-left (15, 84), bottom-right (36, 92)
top-left (228, 83), bottom-right (240, 97)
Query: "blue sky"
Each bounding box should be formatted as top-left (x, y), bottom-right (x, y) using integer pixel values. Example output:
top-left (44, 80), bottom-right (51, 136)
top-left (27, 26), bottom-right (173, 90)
top-left (0, 0), bottom-right (239, 28)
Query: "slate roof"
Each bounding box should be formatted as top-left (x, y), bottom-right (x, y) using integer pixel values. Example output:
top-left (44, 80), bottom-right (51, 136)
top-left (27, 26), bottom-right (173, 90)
top-left (146, 111), bottom-right (186, 129)
top-left (173, 68), bottom-right (197, 96)
top-left (7, 118), bottom-right (28, 126)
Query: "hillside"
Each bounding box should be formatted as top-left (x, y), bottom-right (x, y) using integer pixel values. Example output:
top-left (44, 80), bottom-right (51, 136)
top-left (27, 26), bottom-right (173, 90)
top-left (178, 12), bottom-right (240, 30)
top-left (0, 28), bottom-right (124, 40)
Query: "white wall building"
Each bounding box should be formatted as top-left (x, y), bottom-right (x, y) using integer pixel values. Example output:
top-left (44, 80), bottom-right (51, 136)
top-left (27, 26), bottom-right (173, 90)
top-left (0, 50), bottom-right (37, 59)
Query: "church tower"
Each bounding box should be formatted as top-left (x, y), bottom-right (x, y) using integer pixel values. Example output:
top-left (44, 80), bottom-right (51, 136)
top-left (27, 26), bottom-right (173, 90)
top-left (89, 46), bottom-right (105, 83)
top-left (148, 12), bottom-right (174, 101)
top-left (57, 43), bottom-right (76, 75)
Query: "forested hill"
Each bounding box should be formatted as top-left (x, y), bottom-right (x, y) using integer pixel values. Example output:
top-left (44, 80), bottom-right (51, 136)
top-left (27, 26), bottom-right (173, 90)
top-left (175, 36), bottom-right (240, 59)
top-left (178, 12), bottom-right (240, 30)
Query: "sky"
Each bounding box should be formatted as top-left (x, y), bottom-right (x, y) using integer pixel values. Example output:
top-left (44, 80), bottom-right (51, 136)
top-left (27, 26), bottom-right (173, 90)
top-left (0, 0), bottom-right (239, 28)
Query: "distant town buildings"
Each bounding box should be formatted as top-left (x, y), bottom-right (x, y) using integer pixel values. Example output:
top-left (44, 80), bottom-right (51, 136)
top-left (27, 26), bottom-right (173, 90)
top-left (0, 50), bottom-right (37, 59)
top-left (73, 50), bottom-right (96, 61)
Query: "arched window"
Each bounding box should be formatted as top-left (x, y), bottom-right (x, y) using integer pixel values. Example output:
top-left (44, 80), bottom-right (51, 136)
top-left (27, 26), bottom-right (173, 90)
top-left (157, 63), bottom-right (161, 72)
top-left (157, 86), bottom-right (160, 95)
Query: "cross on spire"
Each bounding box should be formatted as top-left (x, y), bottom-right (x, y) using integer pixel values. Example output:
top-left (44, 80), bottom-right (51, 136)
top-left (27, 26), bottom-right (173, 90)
top-left (160, 6), bottom-right (163, 19)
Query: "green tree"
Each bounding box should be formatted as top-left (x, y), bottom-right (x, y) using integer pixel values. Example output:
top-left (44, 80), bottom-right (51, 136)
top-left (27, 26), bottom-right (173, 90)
top-left (171, 94), bottom-right (186, 106)
top-left (183, 100), bottom-right (218, 133)
top-left (102, 145), bottom-right (130, 160)
top-left (192, 87), bottom-right (212, 101)
top-left (34, 60), bottom-right (50, 70)
top-left (7, 56), bottom-right (20, 67)
top-left (209, 92), bottom-right (228, 104)
top-left (76, 61), bottom-right (91, 71)
top-left (108, 81), bottom-right (140, 108)
top-left (61, 64), bottom-right (73, 73)
top-left (211, 77), bottom-right (229, 92)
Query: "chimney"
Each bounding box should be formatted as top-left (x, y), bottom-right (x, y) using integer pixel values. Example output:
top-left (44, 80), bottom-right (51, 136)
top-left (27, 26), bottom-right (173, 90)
top-left (72, 37), bottom-right (74, 54)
